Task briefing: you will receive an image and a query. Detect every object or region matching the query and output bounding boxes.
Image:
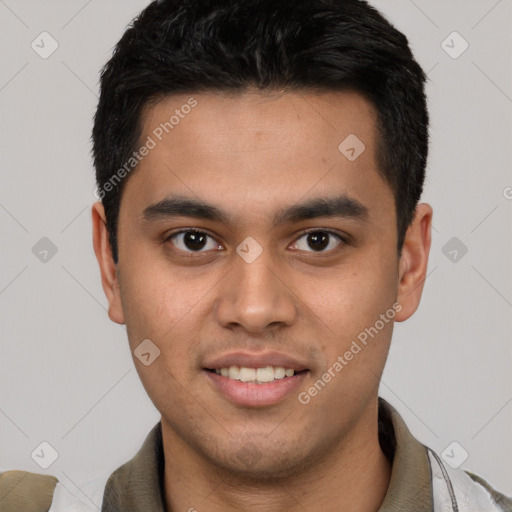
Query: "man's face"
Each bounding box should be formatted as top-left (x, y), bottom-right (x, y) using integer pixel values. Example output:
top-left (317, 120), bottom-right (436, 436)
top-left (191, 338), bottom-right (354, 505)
top-left (98, 90), bottom-right (411, 478)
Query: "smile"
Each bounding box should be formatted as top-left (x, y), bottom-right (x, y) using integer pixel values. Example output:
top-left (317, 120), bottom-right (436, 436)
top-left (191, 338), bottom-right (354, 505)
top-left (204, 367), bottom-right (309, 407)
top-left (208, 365), bottom-right (300, 384)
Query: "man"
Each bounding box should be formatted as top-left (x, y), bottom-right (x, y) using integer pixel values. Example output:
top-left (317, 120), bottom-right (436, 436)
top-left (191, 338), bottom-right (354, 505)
top-left (1, 0), bottom-right (510, 510)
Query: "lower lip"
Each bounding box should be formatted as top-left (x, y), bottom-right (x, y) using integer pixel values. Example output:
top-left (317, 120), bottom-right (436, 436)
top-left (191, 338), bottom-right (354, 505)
top-left (203, 370), bottom-right (309, 407)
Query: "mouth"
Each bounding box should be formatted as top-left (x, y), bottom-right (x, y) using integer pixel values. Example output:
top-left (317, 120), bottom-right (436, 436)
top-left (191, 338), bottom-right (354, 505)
top-left (202, 351), bottom-right (311, 407)
top-left (203, 364), bottom-right (310, 407)
top-left (205, 365), bottom-right (308, 384)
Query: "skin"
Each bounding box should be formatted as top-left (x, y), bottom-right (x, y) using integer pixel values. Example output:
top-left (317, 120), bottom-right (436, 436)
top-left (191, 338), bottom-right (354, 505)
top-left (92, 89), bottom-right (432, 512)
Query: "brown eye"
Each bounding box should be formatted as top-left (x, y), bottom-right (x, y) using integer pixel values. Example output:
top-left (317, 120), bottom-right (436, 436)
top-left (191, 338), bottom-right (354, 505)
top-left (292, 230), bottom-right (343, 253)
top-left (168, 230), bottom-right (221, 252)
top-left (306, 232), bottom-right (329, 251)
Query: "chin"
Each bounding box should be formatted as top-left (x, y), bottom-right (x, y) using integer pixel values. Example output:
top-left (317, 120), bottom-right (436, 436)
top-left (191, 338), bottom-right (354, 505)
top-left (203, 439), bottom-right (318, 483)
top-left (220, 456), bottom-right (309, 483)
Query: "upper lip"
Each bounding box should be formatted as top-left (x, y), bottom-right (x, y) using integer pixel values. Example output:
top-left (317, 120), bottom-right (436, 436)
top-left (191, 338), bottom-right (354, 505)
top-left (203, 351), bottom-right (309, 372)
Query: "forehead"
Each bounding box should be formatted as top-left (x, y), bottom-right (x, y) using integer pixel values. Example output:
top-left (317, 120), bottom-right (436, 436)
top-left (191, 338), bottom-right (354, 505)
top-left (120, 89), bottom-right (394, 229)
top-left (142, 88), bottom-right (378, 158)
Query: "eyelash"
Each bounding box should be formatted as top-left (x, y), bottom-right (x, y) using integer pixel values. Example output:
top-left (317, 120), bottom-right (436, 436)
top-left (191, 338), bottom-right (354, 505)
top-left (163, 228), bottom-right (348, 255)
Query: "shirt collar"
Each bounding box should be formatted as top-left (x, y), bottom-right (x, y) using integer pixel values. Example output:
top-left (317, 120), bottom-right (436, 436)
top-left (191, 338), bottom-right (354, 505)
top-left (101, 420), bottom-right (166, 510)
top-left (101, 398), bottom-right (433, 511)
top-left (377, 397), bottom-right (433, 511)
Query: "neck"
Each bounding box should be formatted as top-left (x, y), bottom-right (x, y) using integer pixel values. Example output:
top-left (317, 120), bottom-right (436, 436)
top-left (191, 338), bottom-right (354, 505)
top-left (162, 404), bottom-right (391, 512)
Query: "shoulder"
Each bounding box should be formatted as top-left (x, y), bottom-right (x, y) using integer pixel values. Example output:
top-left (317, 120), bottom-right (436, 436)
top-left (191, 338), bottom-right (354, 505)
top-left (0, 468), bottom-right (110, 512)
top-left (0, 469), bottom-right (57, 512)
top-left (427, 450), bottom-right (512, 512)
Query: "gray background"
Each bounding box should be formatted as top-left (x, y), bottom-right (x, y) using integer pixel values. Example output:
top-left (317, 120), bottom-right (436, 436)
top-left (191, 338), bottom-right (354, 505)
top-left (1, 0), bottom-right (511, 501)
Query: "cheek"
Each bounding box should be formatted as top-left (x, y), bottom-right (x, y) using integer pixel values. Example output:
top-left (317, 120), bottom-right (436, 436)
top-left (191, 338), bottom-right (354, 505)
top-left (306, 257), bottom-right (398, 343)
top-left (119, 267), bottom-right (205, 406)
top-left (120, 256), bottom-right (204, 332)
top-left (304, 265), bottom-right (396, 411)
top-left (118, 260), bottom-right (221, 382)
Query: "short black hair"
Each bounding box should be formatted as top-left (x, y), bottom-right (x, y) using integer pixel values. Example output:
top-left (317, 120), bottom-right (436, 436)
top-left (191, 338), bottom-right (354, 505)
top-left (92, 0), bottom-right (428, 264)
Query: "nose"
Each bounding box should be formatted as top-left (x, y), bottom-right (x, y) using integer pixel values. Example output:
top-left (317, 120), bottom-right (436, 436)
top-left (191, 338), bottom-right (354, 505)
top-left (213, 249), bottom-right (297, 334)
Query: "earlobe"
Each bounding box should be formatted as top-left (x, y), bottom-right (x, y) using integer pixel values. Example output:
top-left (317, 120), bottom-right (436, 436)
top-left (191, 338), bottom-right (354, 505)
top-left (395, 203), bottom-right (433, 322)
top-left (91, 202), bottom-right (126, 325)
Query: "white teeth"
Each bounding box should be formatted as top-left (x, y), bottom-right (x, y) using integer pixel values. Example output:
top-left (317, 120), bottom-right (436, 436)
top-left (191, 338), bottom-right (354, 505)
top-left (256, 367), bottom-right (274, 383)
top-left (239, 367), bottom-right (256, 382)
top-left (228, 366), bottom-right (239, 379)
top-left (274, 367), bottom-right (286, 379)
top-left (214, 365), bottom-right (297, 383)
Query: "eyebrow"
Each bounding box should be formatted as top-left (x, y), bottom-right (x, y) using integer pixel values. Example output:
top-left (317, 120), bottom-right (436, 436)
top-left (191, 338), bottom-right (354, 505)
top-left (141, 194), bottom-right (369, 227)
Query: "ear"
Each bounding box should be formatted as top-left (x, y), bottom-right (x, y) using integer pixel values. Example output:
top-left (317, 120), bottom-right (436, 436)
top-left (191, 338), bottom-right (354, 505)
top-left (395, 203), bottom-right (433, 322)
top-left (91, 202), bottom-right (125, 324)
